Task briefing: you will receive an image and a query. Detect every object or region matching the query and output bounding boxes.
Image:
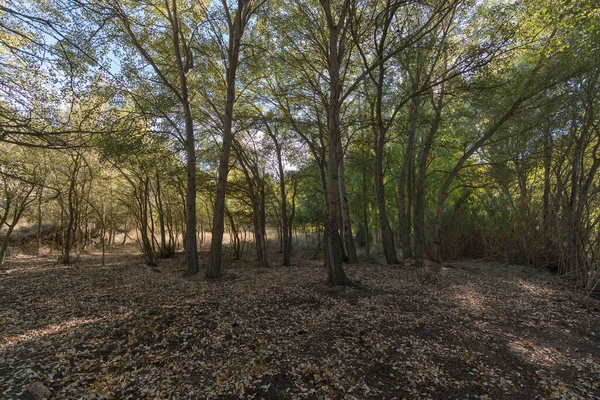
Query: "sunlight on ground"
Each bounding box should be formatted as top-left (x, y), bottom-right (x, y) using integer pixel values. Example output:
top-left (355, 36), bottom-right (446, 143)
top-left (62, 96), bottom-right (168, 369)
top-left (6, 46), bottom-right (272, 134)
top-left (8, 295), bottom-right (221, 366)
top-left (507, 340), bottom-right (565, 367)
top-left (517, 281), bottom-right (555, 296)
top-left (1, 258), bottom-right (598, 399)
top-left (2, 254), bottom-right (139, 275)
top-left (452, 289), bottom-right (486, 313)
top-left (0, 316), bottom-right (123, 349)
top-left (4, 264), bottom-right (73, 275)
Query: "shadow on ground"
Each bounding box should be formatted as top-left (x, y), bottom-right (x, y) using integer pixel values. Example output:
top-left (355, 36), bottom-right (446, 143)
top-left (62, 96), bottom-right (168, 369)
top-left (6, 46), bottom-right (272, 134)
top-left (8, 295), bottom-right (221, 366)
top-left (1, 254), bottom-right (599, 399)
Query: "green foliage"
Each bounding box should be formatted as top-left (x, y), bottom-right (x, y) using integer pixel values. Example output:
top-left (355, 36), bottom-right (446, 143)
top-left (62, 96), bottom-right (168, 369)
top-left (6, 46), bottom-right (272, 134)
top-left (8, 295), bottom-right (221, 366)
top-left (0, 0), bottom-right (598, 288)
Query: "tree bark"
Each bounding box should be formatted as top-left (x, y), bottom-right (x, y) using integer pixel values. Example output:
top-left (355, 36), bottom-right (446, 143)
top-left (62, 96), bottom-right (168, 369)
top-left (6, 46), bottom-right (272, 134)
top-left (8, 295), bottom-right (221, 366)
top-left (170, 0), bottom-right (199, 274)
top-left (414, 94), bottom-right (442, 261)
top-left (277, 146), bottom-right (291, 266)
top-left (155, 171), bottom-right (169, 257)
top-left (373, 142), bottom-right (398, 264)
top-left (63, 156), bottom-right (79, 264)
top-left (0, 221), bottom-right (15, 266)
top-left (324, 5), bottom-right (349, 286)
top-left (398, 97), bottom-right (419, 260)
top-left (338, 150), bottom-right (358, 263)
top-left (207, 3), bottom-right (246, 278)
top-left (36, 186), bottom-right (43, 254)
top-left (141, 176), bottom-right (156, 266)
top-left (542, 125), bottom-right (553, 248)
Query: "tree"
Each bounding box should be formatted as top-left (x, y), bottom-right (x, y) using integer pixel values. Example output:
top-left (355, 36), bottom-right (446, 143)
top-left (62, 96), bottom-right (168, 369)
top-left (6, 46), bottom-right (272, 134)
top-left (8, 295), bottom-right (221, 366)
top-left (261, 115), bottom-right (298, 266)
top-left (206, 0), bottom-right (266, 279)
top-left (232, 128), bottom-right (269, 266)
top-left (0, 145), bottom-right (42, 266)
top-left (99, 0), bottom-right (202, 274)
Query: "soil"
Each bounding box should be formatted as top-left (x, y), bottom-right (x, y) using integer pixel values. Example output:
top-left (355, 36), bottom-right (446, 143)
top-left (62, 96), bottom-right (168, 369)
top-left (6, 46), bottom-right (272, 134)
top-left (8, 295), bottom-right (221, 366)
top-left (1, 252), bottom-right (599, 399)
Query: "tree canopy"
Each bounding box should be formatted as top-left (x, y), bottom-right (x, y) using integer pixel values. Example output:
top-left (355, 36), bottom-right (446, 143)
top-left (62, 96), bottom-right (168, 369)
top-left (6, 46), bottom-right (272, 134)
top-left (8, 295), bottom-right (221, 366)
top-left (1, 0), bottom-right (600, 398)
top-left (1, 0), bottom-right (599, 288)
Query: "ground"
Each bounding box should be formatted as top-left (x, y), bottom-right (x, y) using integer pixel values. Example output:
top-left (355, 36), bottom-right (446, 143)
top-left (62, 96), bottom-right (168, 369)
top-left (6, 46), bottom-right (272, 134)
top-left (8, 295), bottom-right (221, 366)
top-left (1, 252), bottom-right (599, 399)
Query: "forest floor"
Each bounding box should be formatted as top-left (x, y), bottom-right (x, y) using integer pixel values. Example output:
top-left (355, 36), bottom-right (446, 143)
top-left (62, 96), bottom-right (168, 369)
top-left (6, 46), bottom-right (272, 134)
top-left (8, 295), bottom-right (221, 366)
top-left (1, 251), bottom-right (599, 400)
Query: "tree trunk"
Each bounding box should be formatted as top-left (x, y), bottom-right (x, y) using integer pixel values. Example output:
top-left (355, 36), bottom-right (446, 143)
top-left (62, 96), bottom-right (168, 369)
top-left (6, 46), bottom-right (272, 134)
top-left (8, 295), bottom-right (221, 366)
top-left (207, 5), bottom-right (245, 278)
top-left (141, 176), bottom-right (156, 266)
top-left (101, 202), bottom-right (106, 266)
top-left (36, 186), bottom-right (43, 254)
top-left (169, 0), bottom-right (199, 275)
top-left (414, 94), bottom-right (442, 261)
top-left (277, 147), bottom-right (291, 266)
top-left (259, 184), bottom-right (269, 264)
top-left (398, 97), bottom-right (419, 260)
top-left (542, 126), bottom-right (553, 249)
top-left (338, 151), bottom-right (358, 263)
top-left (226, 210), bottom-right (241, 259)
top-left (0, 223), bottom-right (15, 266)
top-left (251, 194), bottom-right (268, 264)
top-left (374, 139), bottom-right (399, 264)
top-left (156, 171), bottom-right (169, 258)
top-left (288, 179), bottom-right (298, 263)
top-left (325, 37), bottom-right (348, 285)
top-left (63, 158), bottom-right (78, 265)
top-left (149, 196), bottom-right (158, 253)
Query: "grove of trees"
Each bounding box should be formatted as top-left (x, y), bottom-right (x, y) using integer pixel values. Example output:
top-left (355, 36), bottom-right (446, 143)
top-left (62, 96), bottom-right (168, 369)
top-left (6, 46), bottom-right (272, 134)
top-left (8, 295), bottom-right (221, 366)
top-left (1, 0), bottom-right (599, 292)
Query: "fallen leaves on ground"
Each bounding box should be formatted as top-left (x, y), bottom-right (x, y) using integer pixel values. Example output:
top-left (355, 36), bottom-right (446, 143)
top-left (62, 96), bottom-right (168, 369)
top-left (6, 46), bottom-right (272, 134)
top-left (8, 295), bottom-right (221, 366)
top-left (0, 253), bottom-right (599, 399)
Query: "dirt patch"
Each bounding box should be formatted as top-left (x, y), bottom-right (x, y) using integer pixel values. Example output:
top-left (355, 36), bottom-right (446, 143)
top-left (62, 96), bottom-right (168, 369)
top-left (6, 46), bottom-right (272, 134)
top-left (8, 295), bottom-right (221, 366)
top-left (1, 255), bottom-right (599, 399)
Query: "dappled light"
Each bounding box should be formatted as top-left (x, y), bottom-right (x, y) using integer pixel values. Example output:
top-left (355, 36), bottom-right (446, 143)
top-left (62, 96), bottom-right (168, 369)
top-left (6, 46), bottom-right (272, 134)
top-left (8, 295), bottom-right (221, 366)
top-left (2, 0), bottom-right (600, 398)
top-left (1, 255), bottom-right (599, 398)
top-left (1, 317), bottom-right (104, 350)
top-left (507, 340), bottom-right (565, 368)
top-left (451, 289), bottom-right (486, 313)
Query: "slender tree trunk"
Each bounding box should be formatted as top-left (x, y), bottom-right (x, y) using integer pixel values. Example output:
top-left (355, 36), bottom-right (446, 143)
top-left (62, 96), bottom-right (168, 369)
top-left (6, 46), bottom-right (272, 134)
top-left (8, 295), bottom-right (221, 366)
top-left (207, 6), bottom-right (245, 278)
top-left (0, 208), bottom-right (21, 266)
top-left (168, 0), bottom-right (199, 274)
top-left (207, 124), bottom-right (232, 278)
top-left (226, 210), bottom-right (241, 259)
top-left (36, 186), bottom-right (43, 254)
top-left (276, 144), bottom-right (292, 266)
top-left (361, 168), bottom-right (371, 258)
top-left (317, 162), bottom-right (341, 265)
top-left (83, 204), bottom-right (89, 250)
top-left (325, 57), bottom-right (347, 284)
top-left (338, 151), bottom-right (358, 263)
top-left (0, 185), bottom-right (34, 266)
top-left (141, 176), bottom-right (156, 266)
top-left (63, 159), bottom-right (78, 264)
top-left (398, 97), bottom-right (419, 260)
top-left (542, 126), bottom-right (553, 249)
top-left (149, 196), bottom-right (158, 253)
top-left (101, 202), bottom-right (106, 266)
top-left (183, 138), bottom-right (198, 272)
top-left (156, 171), bottom-right (169, 258)
top-left (288, 179), bottom-right (298, 262)
top-left (316, 225), bottom-right (322, 253)
top-left (251, 194), bottom-right (268, 264)
top-left (414, 95), bottom-right (442, 261)
top-left (374, 139), bottom-right (399, 264)
top-left (259, 185), bottom-right (269, 263)
top-left (0, 223), bottom-right (15, 266)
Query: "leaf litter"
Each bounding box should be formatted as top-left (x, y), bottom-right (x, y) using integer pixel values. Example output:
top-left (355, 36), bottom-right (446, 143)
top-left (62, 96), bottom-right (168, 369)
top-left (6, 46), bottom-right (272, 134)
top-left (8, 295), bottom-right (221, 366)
top-left (0, 254), bottom-right (599, 399)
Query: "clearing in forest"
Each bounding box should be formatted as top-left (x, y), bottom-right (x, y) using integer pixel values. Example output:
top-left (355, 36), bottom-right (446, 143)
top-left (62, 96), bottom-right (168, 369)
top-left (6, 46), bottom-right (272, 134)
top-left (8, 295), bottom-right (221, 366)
top-left (1, 254), bottom-right (599, 399)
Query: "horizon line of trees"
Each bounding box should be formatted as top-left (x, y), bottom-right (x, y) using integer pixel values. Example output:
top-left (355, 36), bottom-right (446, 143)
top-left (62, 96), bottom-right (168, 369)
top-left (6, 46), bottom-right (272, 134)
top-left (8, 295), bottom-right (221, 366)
top-left (1, 0), bottom-right (599, 291)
